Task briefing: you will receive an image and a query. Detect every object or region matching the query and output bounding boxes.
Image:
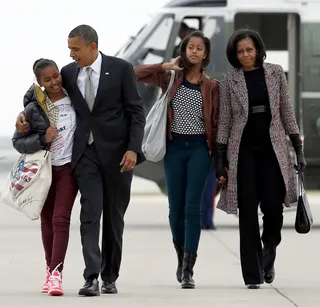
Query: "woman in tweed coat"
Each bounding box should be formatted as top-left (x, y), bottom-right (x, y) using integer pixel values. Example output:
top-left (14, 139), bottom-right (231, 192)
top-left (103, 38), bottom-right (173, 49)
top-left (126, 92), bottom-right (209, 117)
top-left (215, 29), bottom-right (306, 289)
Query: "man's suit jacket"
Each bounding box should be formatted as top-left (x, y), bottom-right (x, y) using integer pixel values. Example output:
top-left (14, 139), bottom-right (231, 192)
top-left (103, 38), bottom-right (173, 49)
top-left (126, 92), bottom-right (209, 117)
top-left (61, 53), bottom-right (146, 170)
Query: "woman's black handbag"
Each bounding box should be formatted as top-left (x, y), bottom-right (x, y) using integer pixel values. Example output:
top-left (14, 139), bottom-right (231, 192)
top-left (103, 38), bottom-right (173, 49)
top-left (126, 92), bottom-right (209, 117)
top-left (295, 172), bottom-right (313, 234)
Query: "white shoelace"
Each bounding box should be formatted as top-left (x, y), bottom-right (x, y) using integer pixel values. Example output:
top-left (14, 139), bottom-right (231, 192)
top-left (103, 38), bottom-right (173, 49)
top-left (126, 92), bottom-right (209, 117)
top-left (48, 263), bottom-right (62, 287)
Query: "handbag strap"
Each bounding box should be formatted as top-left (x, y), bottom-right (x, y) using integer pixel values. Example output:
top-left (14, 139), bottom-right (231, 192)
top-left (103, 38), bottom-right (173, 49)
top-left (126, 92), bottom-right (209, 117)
top-left (43, 150), bottom-right (50, 158)
top-left (164, 70), bottom-right (176, 102)
top-left (298, 171), bottom-right (304, 196)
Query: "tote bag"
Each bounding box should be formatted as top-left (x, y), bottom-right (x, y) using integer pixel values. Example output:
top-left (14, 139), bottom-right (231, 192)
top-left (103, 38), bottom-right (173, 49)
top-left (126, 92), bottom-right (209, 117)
top-left (0, 150), bottom-right (52, 220)
top-left (142, 70), bottom-right (175, 162)
top-left (295, 172), bottom-right (313, 234)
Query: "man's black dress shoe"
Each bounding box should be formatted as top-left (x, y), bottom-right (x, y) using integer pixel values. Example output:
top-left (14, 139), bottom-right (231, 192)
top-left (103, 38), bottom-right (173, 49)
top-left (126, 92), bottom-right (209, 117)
top-left (101, 281), bottom-right (118, 294)
top-left (78, 278), bottom-right (100, 296)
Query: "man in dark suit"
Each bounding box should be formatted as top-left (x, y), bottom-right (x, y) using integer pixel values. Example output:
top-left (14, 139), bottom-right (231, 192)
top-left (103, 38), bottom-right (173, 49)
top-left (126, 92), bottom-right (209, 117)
top-left (16, 24), bottom-right (145, 296)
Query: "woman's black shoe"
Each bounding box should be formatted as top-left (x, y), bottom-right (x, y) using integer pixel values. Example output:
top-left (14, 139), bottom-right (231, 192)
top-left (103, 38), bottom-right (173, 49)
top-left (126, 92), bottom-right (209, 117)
top-left (174, 244), bottom-right (184, 283)
top-left (264, 267), bottom-right (275, 284)
top-left (181, 252), bottom-right (197, 289)
top-left (263, 246), bottom-right (276, 284)
top-left (247, 284), bottom-right (260, 289)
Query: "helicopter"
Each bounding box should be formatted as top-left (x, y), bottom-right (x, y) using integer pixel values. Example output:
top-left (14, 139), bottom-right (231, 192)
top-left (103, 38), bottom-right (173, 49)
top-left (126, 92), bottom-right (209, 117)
top-left (116, 0), bottom-right (320, 191)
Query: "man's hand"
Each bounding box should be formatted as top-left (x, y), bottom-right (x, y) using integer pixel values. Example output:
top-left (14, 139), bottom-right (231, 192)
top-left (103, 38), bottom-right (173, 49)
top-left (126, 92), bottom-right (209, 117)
top-left (120, 151), bottom-right (137, 173)
top-left (16, 112), bottom-right (29, 133)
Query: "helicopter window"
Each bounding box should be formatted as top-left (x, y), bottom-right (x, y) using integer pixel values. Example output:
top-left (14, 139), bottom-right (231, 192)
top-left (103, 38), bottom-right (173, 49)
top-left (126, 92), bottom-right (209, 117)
top-left (235, 13), bottom-right (287, 50)
top-left (175, 17), bottom-right (201, 44)
top-left (202, 16), bottom-right (226, 75)
top-left (235, 13), bottom-right (289, 72)
top-left (141, 16), bottom-right (174, 64)
top-left (172, 17), bottom-right (202, 58)
top-left (116, 25), bottom-right (147, 56)
top-left (202, 17), bottom-right (218, 39)
top-left (181, 18), bottom-right (201, 30)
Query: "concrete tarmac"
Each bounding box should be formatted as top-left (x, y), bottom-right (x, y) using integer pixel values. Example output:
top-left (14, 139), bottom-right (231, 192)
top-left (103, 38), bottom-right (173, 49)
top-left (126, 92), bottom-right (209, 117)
top-left (0, 176), bottom-right (319, 307)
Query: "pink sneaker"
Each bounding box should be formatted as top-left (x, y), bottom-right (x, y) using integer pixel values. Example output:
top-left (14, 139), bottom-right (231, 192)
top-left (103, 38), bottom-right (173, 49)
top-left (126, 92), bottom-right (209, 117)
top-left (48, 264), bottom-right (64, 296)
top-left (41, 266), bottom-right (50, 293)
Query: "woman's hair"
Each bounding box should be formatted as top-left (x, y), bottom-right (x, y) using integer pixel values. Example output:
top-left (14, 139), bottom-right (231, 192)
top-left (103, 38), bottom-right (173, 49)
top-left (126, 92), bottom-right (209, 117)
top-left (33, 58), bottom-right (59, 79)
top-left (226, 29), bottom-right (266, 68)
top-left (180, 31), bottom-right (211, 71)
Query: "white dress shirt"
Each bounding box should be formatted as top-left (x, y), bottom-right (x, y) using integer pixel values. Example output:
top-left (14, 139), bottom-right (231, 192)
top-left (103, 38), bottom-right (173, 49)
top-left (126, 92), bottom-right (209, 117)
top-left (77, 52), bottom-right (102, 98)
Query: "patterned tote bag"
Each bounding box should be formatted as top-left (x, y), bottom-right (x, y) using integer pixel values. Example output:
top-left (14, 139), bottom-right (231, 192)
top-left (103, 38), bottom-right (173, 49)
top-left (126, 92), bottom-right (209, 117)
top-left (0, 86), bottom-right (53, 220)
top-left (0, 150), bottom-right (52, 220)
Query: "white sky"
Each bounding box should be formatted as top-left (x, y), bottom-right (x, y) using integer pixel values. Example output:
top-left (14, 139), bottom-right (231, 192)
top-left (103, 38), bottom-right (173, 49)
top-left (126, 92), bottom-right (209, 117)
top-left (0, 0), bottom-right (168, 137)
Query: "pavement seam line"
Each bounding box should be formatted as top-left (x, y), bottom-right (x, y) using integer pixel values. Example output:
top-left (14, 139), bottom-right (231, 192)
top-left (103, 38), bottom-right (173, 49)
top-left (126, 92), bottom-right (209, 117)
top-left (270, 285), bottom-right (300, 307)
top-left (209, 230), bottom-right (300, 307)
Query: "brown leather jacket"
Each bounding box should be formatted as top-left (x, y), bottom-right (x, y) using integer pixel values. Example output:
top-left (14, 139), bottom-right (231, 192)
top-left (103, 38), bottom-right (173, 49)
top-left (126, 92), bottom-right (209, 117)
top-left (134, 63), bottom-right (219, 155)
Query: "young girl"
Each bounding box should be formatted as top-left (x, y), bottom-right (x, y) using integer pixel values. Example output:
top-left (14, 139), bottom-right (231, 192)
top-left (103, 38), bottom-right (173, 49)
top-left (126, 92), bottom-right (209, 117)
top-left (134, 31), bottom-right (219, 289)
top-left (12, 58), bottom-right (78, 296)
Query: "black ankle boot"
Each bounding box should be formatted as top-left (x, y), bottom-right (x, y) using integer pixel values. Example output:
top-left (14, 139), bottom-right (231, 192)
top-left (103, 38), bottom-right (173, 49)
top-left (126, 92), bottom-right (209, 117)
top-left (181, 252), bottom-right (197, 289)
top-left (264, 267), bottom-right (275, 284)
top-left (263, 246), bottom-right (276, 284)
top-left (174, 244), bottom-right (184, 283)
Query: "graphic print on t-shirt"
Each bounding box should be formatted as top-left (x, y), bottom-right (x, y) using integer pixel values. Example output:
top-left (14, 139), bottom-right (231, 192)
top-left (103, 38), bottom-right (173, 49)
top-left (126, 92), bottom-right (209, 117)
top-left (50, 99), bottom-right (76, 166)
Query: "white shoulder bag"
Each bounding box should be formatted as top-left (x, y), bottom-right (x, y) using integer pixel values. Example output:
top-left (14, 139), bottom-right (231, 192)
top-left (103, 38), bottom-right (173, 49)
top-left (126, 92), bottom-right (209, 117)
top-left (0, 150), bottom-right (52, 220)
top-left (142, 70), bottom-right (175, 162)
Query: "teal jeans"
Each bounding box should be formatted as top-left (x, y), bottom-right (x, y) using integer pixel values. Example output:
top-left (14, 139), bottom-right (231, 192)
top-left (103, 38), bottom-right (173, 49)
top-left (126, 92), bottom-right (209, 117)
top-left (164, 138), bottom-right (212, 253)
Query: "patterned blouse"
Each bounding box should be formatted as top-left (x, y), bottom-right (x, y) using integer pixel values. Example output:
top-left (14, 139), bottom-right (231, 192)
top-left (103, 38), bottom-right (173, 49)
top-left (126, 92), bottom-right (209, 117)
top-left (170, 78), bottom-right (205, 135)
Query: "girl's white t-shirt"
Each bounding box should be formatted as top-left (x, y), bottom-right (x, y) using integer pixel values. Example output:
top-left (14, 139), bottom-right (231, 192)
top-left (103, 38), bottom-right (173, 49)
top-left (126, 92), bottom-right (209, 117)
top-left (50, 96), bottom-right (76, 166)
